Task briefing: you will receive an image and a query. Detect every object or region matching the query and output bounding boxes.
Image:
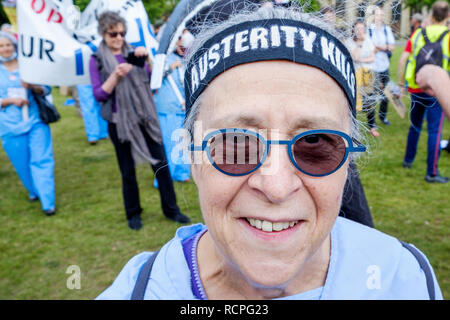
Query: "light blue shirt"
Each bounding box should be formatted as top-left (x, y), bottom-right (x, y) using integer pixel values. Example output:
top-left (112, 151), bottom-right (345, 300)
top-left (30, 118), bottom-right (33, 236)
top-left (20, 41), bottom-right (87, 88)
top-left (0, 64), bottom-right (44, 139)
top-left (153, 53), bottom-right (185, 115)
top-left (367, 24), bottom-right (396, 73)
top-left (97, 217), bottom-right (443, 300)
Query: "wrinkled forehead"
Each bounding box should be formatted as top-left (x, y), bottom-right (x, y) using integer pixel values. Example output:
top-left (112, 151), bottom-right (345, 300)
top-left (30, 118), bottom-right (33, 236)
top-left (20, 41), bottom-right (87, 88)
top-left (198, 61), bottom-right (350, 133)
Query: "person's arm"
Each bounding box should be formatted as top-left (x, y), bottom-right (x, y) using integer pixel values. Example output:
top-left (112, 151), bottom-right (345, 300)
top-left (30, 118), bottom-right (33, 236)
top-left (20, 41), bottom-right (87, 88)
top-left (397, 51), bottom-right (410, 86)
top-left (101, 64), bottom-right (132, 94)
top-left (21, 81), bottom-right (47, 95)
top-left (88, 55), bottom-right (133, 97)
top-left (0, 97), bottom-right (28, 107)
top-left (89, 56), bottom-right (110, 102)
top-left (134, 46), bottom-right (150, 65)
top-left (415, 65), bottom-right (450, 118)
top-left (397, 38), bottom-right (412, 94)
top-left (386, 26), bottom-right (395, 51)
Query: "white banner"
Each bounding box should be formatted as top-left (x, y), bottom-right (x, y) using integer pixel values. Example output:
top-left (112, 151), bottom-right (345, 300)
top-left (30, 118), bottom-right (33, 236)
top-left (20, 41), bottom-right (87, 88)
top-left (17, 0), bottom-right (158, 86)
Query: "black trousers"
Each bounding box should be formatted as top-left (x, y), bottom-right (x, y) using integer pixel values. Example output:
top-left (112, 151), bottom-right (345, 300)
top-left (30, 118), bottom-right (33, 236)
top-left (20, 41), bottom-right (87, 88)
top-left (108, 123), bottom-right (180, 220)
top-left (339, 162), bottom-right (374, 228)
top-left (376, 70), bottom-right (390, 121)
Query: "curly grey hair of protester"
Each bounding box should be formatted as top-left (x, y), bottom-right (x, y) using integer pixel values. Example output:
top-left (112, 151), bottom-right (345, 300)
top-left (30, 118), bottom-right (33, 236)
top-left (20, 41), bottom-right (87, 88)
top-left (97, 10), bottom-right (128, 36)
top-left (183, 5), bottom-right (371, 166)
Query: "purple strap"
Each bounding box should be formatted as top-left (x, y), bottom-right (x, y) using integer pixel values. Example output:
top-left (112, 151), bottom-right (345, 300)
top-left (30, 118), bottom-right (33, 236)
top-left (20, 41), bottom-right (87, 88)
top-left (182, 228), bottom-right (208, 300)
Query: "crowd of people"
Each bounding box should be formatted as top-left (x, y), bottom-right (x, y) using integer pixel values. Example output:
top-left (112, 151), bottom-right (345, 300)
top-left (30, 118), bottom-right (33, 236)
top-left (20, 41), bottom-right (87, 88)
top-left (0, 0), bottom-right (449, 300)
top-left (97, 1), bottom-right (445, 300)
top-left (0, 1), bottom-right (448, 224)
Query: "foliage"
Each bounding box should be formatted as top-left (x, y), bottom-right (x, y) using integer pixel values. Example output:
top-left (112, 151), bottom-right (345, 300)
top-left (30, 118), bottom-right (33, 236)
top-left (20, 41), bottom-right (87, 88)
top-left (73, 0), bottom-right (321, 24)
top-left (73, 0), bottom-right (180, 22)
top-left (404, 0), bottom-right (440, 10)
top-left (73, 0), bottom-right (91, 12)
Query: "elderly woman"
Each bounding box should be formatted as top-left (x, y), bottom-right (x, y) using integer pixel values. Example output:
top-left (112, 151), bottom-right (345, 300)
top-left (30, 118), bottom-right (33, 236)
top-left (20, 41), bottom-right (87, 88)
top-left (97, 7), bottom-right (442, 299)
top-left (89, 11), bottom-right (190, 230)
top-left (0, 31), bottom-right (56, 216)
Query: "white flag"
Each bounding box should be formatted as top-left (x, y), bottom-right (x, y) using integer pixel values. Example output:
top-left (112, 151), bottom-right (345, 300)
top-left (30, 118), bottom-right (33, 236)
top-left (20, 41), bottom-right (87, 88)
top-left (17, 0), bottom-right (158, 86)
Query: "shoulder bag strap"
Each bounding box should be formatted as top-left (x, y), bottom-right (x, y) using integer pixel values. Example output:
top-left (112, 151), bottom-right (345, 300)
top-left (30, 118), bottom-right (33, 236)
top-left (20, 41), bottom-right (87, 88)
top-left (131, 249), bottom-right (161, 300)
top-left (436, 30), bottom-right (449, 43)
top-left (399, 241), bottom-right (435, 300)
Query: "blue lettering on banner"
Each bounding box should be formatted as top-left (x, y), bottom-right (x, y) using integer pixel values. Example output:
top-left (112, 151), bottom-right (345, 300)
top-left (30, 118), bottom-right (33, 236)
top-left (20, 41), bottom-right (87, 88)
top-left (20, 34), bottom-right (55, 62)
top-left (75, 48), bottom-right (84, 76)
top-left (74, 43), bottom-right (97, 76)
top-left (147, 20), bottom-right (157, 57)
top-left (129, 18), bottom-right (146, 48)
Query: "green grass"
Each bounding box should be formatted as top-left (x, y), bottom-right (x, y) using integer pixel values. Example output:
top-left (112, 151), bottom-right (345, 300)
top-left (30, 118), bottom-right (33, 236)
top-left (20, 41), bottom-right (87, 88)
top-left (0, 47), bottom-right (448, 299)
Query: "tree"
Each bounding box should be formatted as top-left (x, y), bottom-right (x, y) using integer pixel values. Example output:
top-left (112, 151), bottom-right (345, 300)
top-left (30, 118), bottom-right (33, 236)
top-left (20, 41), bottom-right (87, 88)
top-left (73, 0), bottom-right (321, 23)
top-left (404, 0), bottom-right (439, 11)
top-left (73, 0), bottom-right (180, 21)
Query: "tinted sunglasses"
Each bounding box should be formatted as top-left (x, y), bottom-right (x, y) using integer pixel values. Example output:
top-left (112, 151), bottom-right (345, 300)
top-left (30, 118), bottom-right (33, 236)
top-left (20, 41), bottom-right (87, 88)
top-left (190, 129), bottom-right (366, 177)
top-left (107, 31), bottom-right (126, 38)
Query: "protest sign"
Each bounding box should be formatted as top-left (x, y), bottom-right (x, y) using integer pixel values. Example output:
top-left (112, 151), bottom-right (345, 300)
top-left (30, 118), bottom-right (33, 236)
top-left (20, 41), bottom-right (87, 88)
top-left (17, 0), bottom-right (158, 86)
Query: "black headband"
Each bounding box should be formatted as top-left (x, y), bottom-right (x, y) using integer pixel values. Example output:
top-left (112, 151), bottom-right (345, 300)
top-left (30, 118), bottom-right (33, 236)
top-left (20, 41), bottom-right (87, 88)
top-left (184, 18), bottom-right (357, 118)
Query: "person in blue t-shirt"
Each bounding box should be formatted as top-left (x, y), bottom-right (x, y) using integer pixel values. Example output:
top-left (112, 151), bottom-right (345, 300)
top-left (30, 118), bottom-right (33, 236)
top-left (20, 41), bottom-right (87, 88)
top-left (0, 31), bottom-right (56, 216)
top-left (153, 30), bottom-right (194, 187)
top-left (97, 6), bottom-right (442, 300)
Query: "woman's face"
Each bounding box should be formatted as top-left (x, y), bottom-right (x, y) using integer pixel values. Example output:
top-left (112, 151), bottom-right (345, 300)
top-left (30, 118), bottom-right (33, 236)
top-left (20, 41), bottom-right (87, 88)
top-left (192, 61), bottom-right (350, 288)
top-left (354, 22), bottom-right (366, 40)
top-left (374, 8), bottom-right (385, 25)
top-left (103, 23), bottom-right (126, 53)
top-left (0, 37), bottom-right (16, 59)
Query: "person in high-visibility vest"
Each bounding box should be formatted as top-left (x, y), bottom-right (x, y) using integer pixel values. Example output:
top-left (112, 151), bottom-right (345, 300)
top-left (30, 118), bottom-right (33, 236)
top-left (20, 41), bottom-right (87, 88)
top-left (397, 1), bottom-right (449, 184)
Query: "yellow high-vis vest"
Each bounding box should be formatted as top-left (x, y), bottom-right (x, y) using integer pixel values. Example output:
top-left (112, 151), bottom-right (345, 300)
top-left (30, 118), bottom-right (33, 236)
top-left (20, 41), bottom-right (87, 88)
top-left (404, 25), bottom-right (450, 90)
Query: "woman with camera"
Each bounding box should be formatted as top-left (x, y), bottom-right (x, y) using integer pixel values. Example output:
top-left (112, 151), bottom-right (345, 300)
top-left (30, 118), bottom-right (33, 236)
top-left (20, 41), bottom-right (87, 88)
top-left (89, 11), bottom-right (190, 230)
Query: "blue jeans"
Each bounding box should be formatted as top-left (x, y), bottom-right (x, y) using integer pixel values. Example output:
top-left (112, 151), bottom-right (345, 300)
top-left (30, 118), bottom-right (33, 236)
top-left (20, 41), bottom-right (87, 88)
top-left (1, 122), bottom-right (55, 210)
top-left (404, 92), bottom-right (445, 176)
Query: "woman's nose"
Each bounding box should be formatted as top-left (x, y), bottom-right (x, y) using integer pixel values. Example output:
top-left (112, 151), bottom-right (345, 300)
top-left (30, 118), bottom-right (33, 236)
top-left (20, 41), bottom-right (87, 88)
top-left (248, 144), bottom-right (303, 204)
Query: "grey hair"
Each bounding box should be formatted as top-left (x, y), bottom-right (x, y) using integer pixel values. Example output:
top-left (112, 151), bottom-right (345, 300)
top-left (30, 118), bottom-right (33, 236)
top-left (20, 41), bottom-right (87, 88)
top-left (97, 11), bottom-right (127, 36)
top-left (183, 4), bottom-right (370, 165)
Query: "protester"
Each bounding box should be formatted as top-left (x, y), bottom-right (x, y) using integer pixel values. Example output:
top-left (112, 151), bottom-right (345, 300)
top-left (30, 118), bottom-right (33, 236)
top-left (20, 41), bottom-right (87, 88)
top-left (315, 6), bottom-right (374, 227)
top-left (89, 11), bottom-right (190, 230)
top-left (97, 6), bottom-right (441, 300)
top-left (397, 1), bottom-right (449, 183)
top-left (152, 30), bottom-right (194, 188)
top-left (410, 13), bottom-right (423, 36)
top-left (367, 5), bottom-right (395, 126)
top-left (319, 5), bottom-right (336, 25)
top-left (0, 23), bottom-right (17, 40)
top-left (0, 31), bottom-right (56, 215)
top-left (347, 19), bottom-right (378, 137)
top-left (75, 84), bottom-right (108, 145)
top-left (189, 0), bottom-right (375, 229)
top-left (153, 19), bottom-right (165, 38)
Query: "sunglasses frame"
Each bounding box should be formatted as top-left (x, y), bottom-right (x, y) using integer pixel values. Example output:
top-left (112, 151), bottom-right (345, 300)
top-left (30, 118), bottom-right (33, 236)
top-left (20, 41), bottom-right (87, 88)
top-left (190, 128), bottom-right (366, 177)
top-left (107, 31), bottom-right (126, 38)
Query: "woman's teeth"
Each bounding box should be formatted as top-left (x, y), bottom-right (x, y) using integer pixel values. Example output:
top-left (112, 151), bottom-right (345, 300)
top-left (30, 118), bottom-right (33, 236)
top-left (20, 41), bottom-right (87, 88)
top-left (246, 218), bottom-right (298, 232)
